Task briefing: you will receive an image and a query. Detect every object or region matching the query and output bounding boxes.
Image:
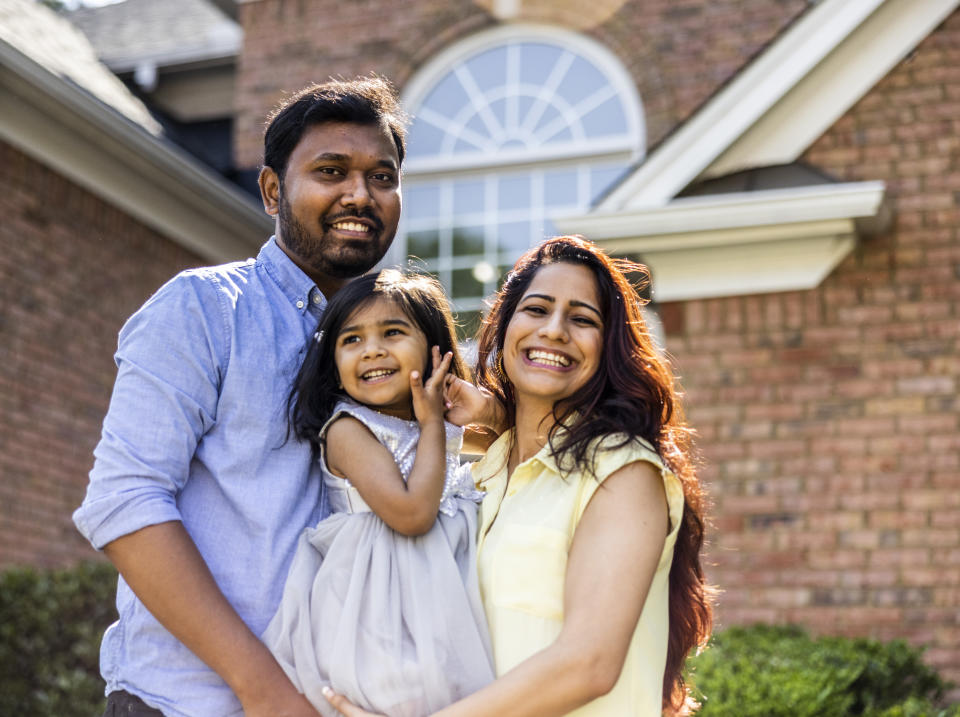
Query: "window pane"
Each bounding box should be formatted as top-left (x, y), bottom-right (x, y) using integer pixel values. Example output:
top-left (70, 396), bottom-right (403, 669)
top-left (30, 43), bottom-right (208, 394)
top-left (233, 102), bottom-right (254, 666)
top-left (543, 169), bottom-right (579, 207)
top-left (498, 175), bottom-right (530, 211)
top-left (404, 185), bottom-right (441, 221)
top-left (407, 121), bottom-right (446, 158)
top-left (590, 165), bottom-right (625, 201)
top-left (520, 43), bottom-right (562, 85)
top-left (452, 268), bottom-right (484, 298)
top-left (407, 230), bottom-right (440, 259)
top-left (453, 180), bottom-right (485, 215)
top-left (452, 225), bottom-right (484, 255)
top-left (496, 220), bottom-right (532, 252)
top-left (421, 72), bottom-right (471, 118)
top-left (581, 95), bottom-right (628, 137)
top-left (465, 46), bottom-right (507, 92)
top-left (557, 56), bottom-right (607, 106)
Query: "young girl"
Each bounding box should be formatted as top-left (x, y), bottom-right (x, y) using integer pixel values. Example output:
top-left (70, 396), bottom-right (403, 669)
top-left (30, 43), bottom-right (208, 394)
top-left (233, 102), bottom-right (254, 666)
top-left (263, 269), bottom-right (495, 716)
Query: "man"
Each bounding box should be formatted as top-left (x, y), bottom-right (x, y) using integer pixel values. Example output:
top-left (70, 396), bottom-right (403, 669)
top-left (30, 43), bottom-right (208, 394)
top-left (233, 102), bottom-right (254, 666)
top-left (74, 76), bottom-right (407, 717)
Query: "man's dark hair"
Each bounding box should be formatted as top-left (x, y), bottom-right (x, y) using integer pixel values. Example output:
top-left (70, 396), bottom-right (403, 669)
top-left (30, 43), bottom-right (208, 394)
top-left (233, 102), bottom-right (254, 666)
top-left (263, 75), bottom-right (409, 180)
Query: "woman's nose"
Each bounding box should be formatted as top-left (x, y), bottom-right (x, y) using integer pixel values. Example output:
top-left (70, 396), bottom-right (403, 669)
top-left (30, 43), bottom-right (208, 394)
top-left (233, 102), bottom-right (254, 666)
top-left (538, 313), bottom-right (568, 341)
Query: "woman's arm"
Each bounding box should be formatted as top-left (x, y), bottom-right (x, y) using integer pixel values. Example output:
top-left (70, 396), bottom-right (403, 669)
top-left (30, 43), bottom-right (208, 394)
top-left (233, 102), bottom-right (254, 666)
top-left (326, 459), bottom-right (669, 717)
top-left (326, 350), bottom-right (452, 536)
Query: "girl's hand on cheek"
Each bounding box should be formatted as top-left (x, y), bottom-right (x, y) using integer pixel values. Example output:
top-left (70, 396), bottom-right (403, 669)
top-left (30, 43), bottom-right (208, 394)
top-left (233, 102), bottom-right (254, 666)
top-left (411, 346), bottom-right (452, 427)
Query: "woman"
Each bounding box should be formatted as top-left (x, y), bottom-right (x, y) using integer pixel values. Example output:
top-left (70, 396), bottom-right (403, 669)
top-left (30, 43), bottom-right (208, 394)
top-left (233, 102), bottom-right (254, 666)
top-left (325, 235), bottom-right (713, 716)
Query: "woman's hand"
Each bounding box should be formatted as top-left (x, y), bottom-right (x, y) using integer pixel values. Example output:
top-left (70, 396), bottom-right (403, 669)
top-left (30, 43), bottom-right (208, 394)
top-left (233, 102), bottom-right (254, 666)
top-left (321, 686), bottom-right (384, 716)
top-left (411, 346), bottom-right (453, 427)
top-left (443, 376), bottom-right (504, 431)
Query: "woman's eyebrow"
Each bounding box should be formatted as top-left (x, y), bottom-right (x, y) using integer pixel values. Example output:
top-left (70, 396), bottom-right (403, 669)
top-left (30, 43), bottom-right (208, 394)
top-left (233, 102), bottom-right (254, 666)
top-left (521, 293), bottom-right (601, 318)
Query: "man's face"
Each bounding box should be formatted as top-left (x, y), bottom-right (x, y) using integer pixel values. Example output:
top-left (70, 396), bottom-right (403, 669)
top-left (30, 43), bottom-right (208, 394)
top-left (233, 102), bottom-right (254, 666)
top-left (260, 121), bottom-right (402, 290)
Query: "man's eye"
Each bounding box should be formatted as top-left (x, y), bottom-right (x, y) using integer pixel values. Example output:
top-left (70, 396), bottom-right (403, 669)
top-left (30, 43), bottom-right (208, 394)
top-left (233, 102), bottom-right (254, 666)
top-left (372, 172), bottom-right (395, 183)
top-left (318, 167), bottom-right (342, 176)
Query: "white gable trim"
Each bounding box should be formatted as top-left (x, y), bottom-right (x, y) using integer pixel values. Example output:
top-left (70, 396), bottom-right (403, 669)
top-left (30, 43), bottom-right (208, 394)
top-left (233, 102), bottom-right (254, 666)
top-left (706, 0), bottom-right (960, 179)
top-left (0, 39), bottom-right (270, 263)
top-left (597, 0), bottom-right (957, 211)
top-left (555, 182), bottom-right (887, 302)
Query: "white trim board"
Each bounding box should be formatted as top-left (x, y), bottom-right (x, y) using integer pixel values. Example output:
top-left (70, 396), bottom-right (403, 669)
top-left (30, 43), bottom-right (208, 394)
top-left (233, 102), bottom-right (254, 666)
top-left (598, 0), bottom-right (958, 211)
top-left (0, 39), bottom-right (270, 263)
top-left (554, 182), bottom-right (887, 302)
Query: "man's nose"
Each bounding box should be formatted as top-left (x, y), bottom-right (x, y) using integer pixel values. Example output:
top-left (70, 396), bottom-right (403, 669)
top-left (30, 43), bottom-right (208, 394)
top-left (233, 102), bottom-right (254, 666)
top-left (340, 173), bottom-right (372, 208)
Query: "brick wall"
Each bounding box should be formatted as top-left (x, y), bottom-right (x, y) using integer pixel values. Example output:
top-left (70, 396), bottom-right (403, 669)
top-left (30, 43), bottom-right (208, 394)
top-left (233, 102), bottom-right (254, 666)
top-left (233, 0), bottom-right (807, 170)
top-left (664, 11), bottom-right (960, 685)
top-left (0, 142), bottom-right (202, 568)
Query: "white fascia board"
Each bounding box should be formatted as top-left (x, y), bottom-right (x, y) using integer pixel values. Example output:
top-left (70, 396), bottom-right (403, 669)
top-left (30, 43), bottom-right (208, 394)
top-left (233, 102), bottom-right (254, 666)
top-left (557, 182), bottom-right (886, 241)
top-left (707, 0), bottom-right (960, 178)
top-left (597, 0), bottom-right (888, 212)
top-left (635, 234), bottom-right (857, 302)
top-left (554, 182), bottom-right (885, 302)
top-left (0, 40), bottom-right (270, 263)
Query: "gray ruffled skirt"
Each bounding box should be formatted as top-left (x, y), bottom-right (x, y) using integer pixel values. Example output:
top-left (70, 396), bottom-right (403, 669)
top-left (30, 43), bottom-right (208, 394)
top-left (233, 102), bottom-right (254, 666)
top-left (263, 498), bottom-right (495, 716)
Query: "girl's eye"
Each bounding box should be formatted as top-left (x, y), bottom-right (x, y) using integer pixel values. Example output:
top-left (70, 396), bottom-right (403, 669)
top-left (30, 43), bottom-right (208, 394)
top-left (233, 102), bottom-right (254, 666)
top-left (384, 328), bottom-right (404, 337)
top-left (340, 335), bottom-right (360, 345)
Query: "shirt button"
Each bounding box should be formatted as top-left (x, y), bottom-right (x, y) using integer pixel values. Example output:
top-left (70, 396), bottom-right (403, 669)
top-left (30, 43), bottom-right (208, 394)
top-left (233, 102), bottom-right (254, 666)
top-left (312, 294), bottom-right (323, 305)
top-left (296, 300), bottom-right (305, 309)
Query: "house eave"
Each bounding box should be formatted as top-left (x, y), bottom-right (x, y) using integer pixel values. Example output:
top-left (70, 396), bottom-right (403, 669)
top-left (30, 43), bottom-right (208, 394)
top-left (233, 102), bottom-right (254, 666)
top-left (554, 182), bottom-right (888, 302)
top-left (0, 38), bottom-right (270, 264)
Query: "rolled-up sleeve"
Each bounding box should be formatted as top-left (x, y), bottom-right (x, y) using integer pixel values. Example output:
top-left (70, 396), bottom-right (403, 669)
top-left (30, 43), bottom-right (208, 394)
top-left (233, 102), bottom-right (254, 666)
top-left (73, 272), bottom-right (228, 549)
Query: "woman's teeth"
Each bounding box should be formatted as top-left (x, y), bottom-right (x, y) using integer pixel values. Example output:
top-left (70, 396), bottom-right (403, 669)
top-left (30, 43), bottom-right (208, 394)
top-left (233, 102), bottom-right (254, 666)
top-left (526, 350), bottom-right (570, 367)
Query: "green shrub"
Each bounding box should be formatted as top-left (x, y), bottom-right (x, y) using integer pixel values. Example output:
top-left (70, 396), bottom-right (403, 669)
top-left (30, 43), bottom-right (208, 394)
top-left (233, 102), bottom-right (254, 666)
top-left (688, 624), bottom-right (959, 717)
top-left (0, 561), bottom-right (117, 717)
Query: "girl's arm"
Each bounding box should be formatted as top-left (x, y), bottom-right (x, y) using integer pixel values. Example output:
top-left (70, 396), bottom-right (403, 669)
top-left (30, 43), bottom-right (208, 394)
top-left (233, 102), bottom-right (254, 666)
top-left (326, 459), bottom-right (670, 717)
top-left (326, 349), bottom-right (453, 536)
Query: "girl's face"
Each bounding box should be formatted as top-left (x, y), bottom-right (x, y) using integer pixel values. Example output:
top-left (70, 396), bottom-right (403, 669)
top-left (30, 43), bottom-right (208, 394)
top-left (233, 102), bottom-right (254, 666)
top-left (334, 296), bottom-right (429, 419)
top-left (502, 262), bottom-right (604, 415)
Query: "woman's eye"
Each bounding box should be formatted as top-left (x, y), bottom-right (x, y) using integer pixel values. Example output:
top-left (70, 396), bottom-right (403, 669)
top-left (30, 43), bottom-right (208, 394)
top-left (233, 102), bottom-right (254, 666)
top-left (522, 305), bottom-right (546, 315)
top-left (573, 316), bottom-right (598, 326)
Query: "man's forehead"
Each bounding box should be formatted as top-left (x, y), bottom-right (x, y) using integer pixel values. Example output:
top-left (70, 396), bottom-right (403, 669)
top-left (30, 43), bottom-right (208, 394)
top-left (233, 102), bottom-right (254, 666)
top-left (293, 121), bottom-right (398, 164)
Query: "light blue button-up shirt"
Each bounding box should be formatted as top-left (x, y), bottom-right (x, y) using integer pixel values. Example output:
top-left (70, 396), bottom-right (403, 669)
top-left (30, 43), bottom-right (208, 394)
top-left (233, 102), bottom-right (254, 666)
top-left (74, 238), bottom-right (330, 717)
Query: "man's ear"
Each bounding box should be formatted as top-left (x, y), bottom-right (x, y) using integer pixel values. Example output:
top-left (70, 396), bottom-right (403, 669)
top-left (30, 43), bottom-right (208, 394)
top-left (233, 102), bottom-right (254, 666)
top-left (259, 166), bottom-right (281, 217)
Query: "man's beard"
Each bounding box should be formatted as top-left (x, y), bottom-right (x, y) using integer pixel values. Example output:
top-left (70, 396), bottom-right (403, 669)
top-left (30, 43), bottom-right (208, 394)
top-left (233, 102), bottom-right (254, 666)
top-left (278, 193), bottom-right (390, 279)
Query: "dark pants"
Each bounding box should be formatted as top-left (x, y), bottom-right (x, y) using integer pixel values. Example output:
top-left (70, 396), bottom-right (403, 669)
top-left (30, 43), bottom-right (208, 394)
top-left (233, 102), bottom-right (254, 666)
top-left (103, 690), bottom-right (165, 716)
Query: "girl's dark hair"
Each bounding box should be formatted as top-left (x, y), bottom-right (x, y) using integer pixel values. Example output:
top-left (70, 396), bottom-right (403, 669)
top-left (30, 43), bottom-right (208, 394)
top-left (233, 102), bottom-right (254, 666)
top-left (474, 235), bottom-right (713, 714)
top-left (289, 269), bottom-right (467, 452)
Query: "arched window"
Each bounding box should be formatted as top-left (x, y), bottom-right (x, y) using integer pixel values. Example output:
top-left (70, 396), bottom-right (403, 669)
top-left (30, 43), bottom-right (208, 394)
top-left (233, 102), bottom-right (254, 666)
top-left (393, 25), bottom-right (645, 327)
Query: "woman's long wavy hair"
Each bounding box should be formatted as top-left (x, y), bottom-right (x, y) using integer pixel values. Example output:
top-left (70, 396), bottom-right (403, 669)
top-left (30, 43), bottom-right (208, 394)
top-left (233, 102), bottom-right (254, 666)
top-left (474, 236), bottom-right (713, 713)
top-left (289, 269), bottom-right (467, 453)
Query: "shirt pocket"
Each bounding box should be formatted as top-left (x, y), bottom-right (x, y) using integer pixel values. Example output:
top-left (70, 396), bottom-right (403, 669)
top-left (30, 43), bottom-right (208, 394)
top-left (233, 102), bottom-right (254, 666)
top-left (491, 523), bottom-right (568, 621)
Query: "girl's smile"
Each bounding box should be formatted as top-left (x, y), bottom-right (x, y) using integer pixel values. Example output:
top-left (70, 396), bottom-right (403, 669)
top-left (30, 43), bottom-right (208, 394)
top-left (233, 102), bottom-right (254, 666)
top-left (334, 297), bottom-right (429, 419)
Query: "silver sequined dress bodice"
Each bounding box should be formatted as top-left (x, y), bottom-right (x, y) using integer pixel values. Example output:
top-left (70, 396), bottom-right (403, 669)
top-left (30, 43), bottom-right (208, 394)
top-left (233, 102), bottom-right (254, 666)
top-left (319, 401), bottom-right (482, 516)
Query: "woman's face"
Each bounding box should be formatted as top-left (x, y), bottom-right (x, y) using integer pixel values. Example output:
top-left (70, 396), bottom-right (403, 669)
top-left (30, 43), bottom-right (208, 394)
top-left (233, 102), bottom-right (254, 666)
top-left (502, 262), bottom-right (604, 414)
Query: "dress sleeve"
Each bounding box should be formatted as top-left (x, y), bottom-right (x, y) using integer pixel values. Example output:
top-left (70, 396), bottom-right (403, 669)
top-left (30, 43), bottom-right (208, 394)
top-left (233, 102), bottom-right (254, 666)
top-left (573, 436), bottom-right (685, 543)
top-left (72, 272), bottom-right (229, 549)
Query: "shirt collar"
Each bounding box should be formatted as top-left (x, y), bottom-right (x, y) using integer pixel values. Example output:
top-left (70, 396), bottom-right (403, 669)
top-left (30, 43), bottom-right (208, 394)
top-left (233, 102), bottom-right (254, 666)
top-left (258, 236), bottom-right (327, 315)
top-left (473, 417), bottom-right (576, 484)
